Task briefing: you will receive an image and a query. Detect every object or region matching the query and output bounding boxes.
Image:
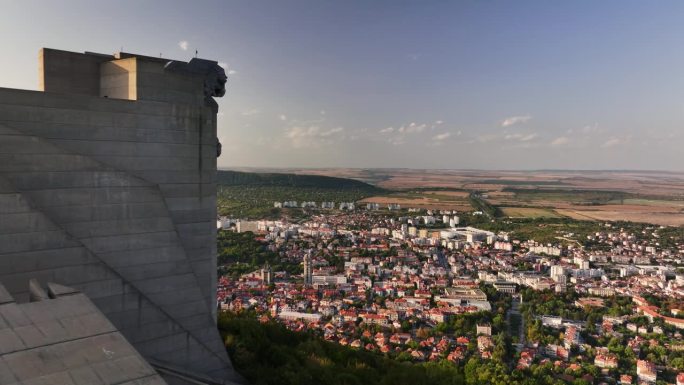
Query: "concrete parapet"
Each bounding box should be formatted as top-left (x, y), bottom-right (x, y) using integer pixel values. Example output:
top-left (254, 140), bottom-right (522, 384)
top-left (0, 48), bottom-right (239, 384)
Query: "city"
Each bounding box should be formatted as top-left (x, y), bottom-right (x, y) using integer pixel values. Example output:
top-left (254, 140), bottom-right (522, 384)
top-left (216, 203), bottom-right (684, 385)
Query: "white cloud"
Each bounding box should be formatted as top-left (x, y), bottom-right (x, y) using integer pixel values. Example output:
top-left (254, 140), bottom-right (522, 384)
top-left (279, 114), bottom-right (287, 121)
top-left (432, 132), bottom-right (451, 141)
top-left (476, 134), bottom-right (500, 143)
top-left (379, 120), bottom-right (449, 146)
top-left (581, 123), bottom-right (599, 133)
top-left (600, 135), bottom-right (632, 148)
top-left (550, 136), bottom-right (570, 147)
top-left (217, 62), bottom-right (237, 75)
top-left (319, 127), bottom-right (344, 137)
top-left (388, 136), bottom-right (405, 146)
top-left (241, 109), bottom-right (261, 116)
top-left (398, 122), bottom-right (427, 133)
top-left (601, 137), bottom-right (621, 148)
top-left (320, 110), bottom-right (326, 115)
top-left (504, 132), bottom-right (538, 142)
top-left (178, 41), bottom-right (189, 51)
top-left (285, 126), bottom-right (345, 148)
top-left (501, 115), bottom-right (532, 127)
top-left (474, 131), bottom-right (539, 145)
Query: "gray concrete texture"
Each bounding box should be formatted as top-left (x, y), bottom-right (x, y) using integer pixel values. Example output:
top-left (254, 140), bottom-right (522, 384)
top-left (0, 280), bottom-right (169, 385)
top-left (0, 49), bottom-right (240, 384)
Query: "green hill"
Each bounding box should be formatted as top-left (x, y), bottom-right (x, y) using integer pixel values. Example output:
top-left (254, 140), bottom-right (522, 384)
top-left (216, 170), bottom-right (384, 218)
top-left (217, 170), bottom-right (381, 191)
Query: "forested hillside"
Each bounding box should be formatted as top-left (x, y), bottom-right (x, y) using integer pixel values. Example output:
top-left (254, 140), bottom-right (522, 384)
top-left (217, 170), bottom-right (384, 218)
top-left (218, 170), bottom-right (382, 190)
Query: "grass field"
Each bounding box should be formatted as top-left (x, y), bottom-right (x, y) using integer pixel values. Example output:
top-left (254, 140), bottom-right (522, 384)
top-left (555, 207), bottom-right (684, 226)
top-left (553, 209), bottom-right (598, 221)
top-left (487, 189), bottom-right (684, 225)
top-left (607, 198), bottom-right (684, 207)
top-left (500, 207), bottom-right (562, 218)
top-left (492, 189), bottom-right (628, 205)
top-left (423, 190), bottom-right (470, 198)
top-left (359, 190), bottom-right (473, 211)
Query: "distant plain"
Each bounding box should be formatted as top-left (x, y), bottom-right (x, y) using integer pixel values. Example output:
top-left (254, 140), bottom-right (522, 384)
top-left (229, 168), bottom-right (684, 226)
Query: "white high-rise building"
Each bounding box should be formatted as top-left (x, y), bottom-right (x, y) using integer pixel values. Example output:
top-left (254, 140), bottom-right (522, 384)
top-left (303, 253), bottom-right (313, 285)
top-left (550, 265), bottom-right (565, 278)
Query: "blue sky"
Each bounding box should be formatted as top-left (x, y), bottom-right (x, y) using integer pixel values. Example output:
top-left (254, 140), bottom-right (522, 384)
top-left (1, 0), bottom-right (684, 170)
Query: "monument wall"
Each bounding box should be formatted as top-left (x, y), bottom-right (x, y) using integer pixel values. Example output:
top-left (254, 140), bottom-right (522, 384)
top-left (0, 49), bottom-right (238, 383)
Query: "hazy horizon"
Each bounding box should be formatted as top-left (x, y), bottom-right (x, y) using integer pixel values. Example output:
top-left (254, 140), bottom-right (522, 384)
top-left (221, 166), bottom-right (684, 174)
top-left (2, 1), bottom-right (684, 170)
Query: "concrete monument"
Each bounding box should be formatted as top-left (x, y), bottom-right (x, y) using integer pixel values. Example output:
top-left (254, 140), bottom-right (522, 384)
top-left (0, 49), bottom-right (240, 384)
top-left (0, 280), bottom-right (169, 384)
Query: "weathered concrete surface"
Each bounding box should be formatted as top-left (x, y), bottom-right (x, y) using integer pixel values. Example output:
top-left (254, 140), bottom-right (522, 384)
top-left (0, 281), bottom-right (169, 385)
top-left (0, 49), bottom-right (239, 384)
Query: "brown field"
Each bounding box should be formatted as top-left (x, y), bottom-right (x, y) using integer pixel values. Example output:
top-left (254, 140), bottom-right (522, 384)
top-left (378, 176), bottom-right (466, 190)
top-left (554, 209), bottom-right (598, 221)
top-left (359, 196), bottom-right (472, 211)
top-left (423, 190), bottom-right (470, 198)
top-left (556, 208), bottom-right (684, 226)
top-left (369, 170), bottom-right (684, 197)
top-left (237, 168), bottom-right (684, 197)
top-left (611, 198), bottom-right (684, 207)
top-left (486, 191), bottom-right (516, 198)
top-left (231, 167), bottom-right (684, 226)
top-left (501, 207), bottom-right (562, 218)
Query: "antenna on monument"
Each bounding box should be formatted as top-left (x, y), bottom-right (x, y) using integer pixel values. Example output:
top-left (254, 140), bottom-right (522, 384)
top-left (195, 49), bottom-right (198, 58)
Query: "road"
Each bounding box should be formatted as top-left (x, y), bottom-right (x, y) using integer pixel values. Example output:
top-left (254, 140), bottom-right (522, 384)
top-left (507, 295), bottom-right (525, 353)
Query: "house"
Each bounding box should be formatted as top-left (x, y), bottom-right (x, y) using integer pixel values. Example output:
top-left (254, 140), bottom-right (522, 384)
top-left (594, 353), bottom-right (618, 368)
top-left (545, 344), bottom-right (569, 361)
top-left (359, 313), bottom-right (389, 326)
top-left (564, 325), bottom-right (581, 348)
top-left (636, 360), bottom-right (657, 383)
top-left (477, 335), bottom-right (493, 352)
top-left (427, 308), bottom-right (452, 323)
top-left (447, 348), bottom-right (465, 362)
top-left (389, 332), bottom-right (413, 345)
top-left (517, 349), bottom-right (535, 369)
top-left (601, 321), bottom-right (614, 334)
top-left (476, 323), bottom-right (492, 336)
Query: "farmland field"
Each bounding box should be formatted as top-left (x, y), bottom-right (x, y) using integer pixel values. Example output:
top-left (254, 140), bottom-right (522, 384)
top-left (359, 190), bottom-right (473, 211)
top-left (606, 198), bottom-right (684, 207)
top-left (555, 206), bottom-right (684, 226)
top-left (227, 168), bottom-right (684, 226)
top-left (500, 207), bottom-right (562, 218)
